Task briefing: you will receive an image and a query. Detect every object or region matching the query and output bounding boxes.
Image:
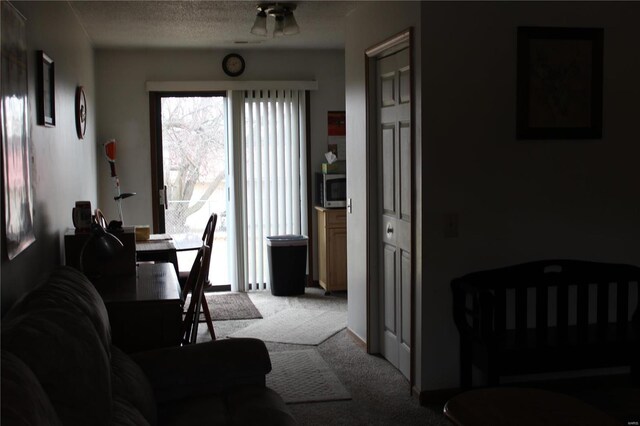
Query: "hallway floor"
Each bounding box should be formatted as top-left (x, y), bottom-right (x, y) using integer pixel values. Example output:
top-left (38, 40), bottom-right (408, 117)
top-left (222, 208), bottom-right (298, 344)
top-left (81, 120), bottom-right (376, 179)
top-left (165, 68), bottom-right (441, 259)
top-left (196, 287), bottom-right (448, 426)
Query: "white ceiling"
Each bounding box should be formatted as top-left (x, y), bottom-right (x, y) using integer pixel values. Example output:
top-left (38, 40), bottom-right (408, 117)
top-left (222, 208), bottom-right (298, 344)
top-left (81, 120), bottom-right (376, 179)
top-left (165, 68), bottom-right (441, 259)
top-left (68, 1), bottom-right (358, 50)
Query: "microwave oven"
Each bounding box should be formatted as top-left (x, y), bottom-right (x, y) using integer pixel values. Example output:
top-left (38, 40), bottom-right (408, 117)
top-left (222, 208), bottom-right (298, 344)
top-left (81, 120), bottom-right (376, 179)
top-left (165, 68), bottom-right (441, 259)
top-left (316, 173), bottom-right (346, 208)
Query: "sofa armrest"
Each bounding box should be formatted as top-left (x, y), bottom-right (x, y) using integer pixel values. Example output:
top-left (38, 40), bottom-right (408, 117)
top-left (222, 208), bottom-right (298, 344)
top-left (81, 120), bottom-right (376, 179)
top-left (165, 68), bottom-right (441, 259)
top-left (130, 338), bottom-right (271, 403)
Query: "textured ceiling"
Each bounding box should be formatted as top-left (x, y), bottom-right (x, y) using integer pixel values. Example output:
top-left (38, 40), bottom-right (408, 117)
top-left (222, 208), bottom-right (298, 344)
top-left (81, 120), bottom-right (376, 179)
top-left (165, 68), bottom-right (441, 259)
top-left (68, 1), bottom-right (357, 49)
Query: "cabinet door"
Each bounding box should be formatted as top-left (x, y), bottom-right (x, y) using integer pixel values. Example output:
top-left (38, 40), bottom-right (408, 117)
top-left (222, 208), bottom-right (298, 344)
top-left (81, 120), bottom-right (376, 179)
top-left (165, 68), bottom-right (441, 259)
top-left (327, 227), bottom-right (347, 291)
top-left (317, 214), bottom-right (328, 287)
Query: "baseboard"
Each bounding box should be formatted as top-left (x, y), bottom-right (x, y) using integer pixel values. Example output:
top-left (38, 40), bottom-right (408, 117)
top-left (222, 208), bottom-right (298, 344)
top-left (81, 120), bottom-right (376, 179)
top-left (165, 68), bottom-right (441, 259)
top-left (306, 278), bottom-right (321, 288)
top-left (204, 284), bottom-right (231, 293)
top-left (347, 328), bottom-right (366, 349)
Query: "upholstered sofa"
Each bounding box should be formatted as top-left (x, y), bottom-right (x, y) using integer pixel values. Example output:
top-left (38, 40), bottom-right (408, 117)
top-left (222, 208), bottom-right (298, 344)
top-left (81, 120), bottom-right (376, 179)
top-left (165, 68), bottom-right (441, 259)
top-left (1, 266), bottom-right (296, 426)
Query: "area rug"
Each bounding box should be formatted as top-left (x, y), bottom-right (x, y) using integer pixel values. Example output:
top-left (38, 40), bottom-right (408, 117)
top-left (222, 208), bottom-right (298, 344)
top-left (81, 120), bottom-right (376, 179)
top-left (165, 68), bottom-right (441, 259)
top-left (185, 292), bottom-right (262, 321)
top-left (229, 308), bottom-right (347, 345)
top-left (267, 349), bottom-right (351, 404)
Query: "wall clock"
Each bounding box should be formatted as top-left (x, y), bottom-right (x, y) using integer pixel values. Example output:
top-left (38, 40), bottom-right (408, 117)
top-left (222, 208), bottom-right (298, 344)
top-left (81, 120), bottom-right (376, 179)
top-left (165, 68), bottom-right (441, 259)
top-left (222, 53), bottom-right (245, 77)
top-left (75, 86), bottom-right (87, 139)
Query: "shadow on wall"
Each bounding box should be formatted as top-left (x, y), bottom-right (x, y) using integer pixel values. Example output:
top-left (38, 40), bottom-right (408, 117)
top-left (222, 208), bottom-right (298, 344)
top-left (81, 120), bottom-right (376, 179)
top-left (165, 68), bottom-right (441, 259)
top-left (1, 201), bottom-right (59, 314)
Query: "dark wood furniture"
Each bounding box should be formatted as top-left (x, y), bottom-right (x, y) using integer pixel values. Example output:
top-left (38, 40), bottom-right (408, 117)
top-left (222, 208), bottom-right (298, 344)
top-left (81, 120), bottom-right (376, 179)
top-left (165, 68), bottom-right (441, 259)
top-left (92, 262), bottom-right (182, 353)
top-left (443, 387), bottom-right (618, 426)
top-left (181, 245), bottom-right (211, 344)
top-left (64, 227), bottom-right (136, 276)
top-left (136, 233), bottom-right (179, 273)
top-left (179, 213), bottom-right (217, 340)
top-left (452, 259), bottom-right (640, 388)
top-left (316, 207), bottom-right (347, 294)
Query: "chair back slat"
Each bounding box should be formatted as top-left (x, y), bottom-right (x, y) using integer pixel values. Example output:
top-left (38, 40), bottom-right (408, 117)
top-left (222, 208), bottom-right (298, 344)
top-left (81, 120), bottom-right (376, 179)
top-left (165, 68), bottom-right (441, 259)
top-left (577, 284), bottom-right (589, 342)
top-left (535, 284), bottom-right (548, 344)
top-left (596, 282), bottom-right (609, 336)
top-left (494, 288), bottom-right (506, 337)
top-left (556, 283), bottom-right (569, 341)
top-left (616, 281), bottom-right (629, 336)
top-left (515, 286), bottom-right (527, 344)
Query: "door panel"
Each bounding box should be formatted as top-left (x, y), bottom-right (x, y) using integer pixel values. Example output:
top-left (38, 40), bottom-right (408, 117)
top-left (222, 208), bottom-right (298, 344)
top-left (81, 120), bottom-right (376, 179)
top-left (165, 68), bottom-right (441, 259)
top-left (378, 47), bottom-right (411, 380)
top-left (382, 125), bottom-right (396, 214)
top-left (381, 74), bottom-right (396, 107)
top-left (399, 122), bottom-right (411, 221)
top-left (383, 244), bottom-right (397, 334)
top-left (401, 249), bottom-right (411, 345)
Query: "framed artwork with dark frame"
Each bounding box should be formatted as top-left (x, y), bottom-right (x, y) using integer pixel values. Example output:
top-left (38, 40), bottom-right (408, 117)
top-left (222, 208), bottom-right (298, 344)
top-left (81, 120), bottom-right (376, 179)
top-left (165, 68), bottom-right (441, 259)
top-left (37, 50), bottom-right (55, 126)
top-left (516, 27), bottom-right (603, 140)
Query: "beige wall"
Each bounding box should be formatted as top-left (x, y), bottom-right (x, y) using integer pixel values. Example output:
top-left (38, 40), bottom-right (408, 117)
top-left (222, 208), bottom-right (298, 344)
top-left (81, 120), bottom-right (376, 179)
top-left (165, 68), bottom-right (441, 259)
top-left (1, 1), bottom-right (97, 313)
top-left (419, 0), bottom-right (640, 391)
top-left (344, 0), bottom-right (423, 383)
top-left (94, 48), bottom-right (345, 279)
top-left (346, 1), bottom-right (640, 392)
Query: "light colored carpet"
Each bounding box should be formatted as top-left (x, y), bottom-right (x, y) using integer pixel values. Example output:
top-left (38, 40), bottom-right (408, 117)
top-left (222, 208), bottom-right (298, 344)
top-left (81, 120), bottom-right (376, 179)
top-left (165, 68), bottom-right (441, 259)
top-left (267, 349), bottom-right (351, 404)
top-left (185, 292), bottom-right (262, 321)
top-left (229, 308), bottom-right (347, 345)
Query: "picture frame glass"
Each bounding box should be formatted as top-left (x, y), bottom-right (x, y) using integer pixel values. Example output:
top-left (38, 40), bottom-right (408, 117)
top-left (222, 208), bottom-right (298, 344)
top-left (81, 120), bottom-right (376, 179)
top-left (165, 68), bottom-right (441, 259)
top-left (516, 27), bottom-right (603, 140)
top-left (37, 50), bottom-right (55, 126)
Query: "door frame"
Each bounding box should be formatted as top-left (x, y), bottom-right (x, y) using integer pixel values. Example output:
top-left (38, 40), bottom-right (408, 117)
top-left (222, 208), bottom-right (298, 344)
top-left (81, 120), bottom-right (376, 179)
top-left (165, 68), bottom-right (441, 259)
top-left (148, 91), bottom-right (226, 233)
top-left (364, 28), bottom-right (415, 388)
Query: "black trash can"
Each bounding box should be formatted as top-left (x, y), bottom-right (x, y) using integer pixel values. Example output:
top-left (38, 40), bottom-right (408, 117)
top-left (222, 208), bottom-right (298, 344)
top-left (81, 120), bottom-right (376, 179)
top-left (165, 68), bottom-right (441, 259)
top-left (266, 235), bottom-right (308, 296)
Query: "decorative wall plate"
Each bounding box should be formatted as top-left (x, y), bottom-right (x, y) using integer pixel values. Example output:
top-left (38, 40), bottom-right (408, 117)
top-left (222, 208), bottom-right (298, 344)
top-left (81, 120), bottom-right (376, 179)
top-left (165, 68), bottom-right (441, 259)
top-left (75, 86), bottom-right (86, 139)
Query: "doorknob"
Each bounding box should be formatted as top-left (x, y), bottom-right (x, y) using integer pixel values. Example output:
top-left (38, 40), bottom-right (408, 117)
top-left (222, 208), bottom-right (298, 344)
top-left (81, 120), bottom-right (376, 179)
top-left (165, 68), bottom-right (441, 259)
top-left (386, 223), bottom-right (394, 238)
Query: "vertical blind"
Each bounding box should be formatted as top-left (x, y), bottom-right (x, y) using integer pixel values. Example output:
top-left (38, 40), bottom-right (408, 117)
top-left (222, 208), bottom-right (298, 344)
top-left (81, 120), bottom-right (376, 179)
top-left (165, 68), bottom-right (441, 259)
top-left (243, 89), bottom-right (308, 291)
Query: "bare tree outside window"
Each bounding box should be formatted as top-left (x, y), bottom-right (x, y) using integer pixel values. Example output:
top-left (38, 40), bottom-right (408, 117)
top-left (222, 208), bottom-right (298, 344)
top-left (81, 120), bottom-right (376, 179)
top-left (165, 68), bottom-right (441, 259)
top-left (161, 96), bottom-right (229, 285)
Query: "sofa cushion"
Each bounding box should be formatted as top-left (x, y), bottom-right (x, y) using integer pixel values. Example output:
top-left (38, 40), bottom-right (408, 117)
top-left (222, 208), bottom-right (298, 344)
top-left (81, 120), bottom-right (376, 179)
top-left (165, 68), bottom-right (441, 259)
top-left (1, 308), bottom-right (112, 426)
top-left (158, 394), bottom-right (229, 426)
top-left (158, 386), bottom-right (296, 426)
top-left (3, 266), bottom-right (112, 356)
top-left (226, 386), bottom-right (297, 426)
top-left (1, 351), bottom-right (61, 426)
top-left (111, 345), bottom-right (157, 426)
top-left (112, 397), bottom-right (151, 426)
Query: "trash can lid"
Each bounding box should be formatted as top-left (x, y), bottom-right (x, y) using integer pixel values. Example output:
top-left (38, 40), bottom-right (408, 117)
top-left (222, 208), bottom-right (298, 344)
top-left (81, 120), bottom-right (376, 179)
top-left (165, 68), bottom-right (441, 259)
top-left (266, 234), bottom-right (308, 246)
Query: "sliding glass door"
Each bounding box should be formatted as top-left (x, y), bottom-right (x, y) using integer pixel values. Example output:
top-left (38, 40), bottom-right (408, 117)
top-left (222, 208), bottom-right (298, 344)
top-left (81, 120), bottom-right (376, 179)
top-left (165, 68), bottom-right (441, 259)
top-left (150, 89), bottom-right (310, 292)
top-left (151, 92), bottom-right (230, 287)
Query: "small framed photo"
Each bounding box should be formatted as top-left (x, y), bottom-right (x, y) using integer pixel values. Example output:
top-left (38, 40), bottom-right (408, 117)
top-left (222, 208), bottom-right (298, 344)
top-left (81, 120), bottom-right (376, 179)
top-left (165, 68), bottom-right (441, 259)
top-left (516, 27), bottom-right (603, 140)
top-left (37, 50), bottom-right (55, 126)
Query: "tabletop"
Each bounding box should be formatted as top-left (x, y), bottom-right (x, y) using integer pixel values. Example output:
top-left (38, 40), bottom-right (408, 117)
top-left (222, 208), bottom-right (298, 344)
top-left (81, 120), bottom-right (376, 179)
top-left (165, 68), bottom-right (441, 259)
top-left (92, 262), bottom-right (181, 304)
top-left (136, 233), bottom-right (176, 252)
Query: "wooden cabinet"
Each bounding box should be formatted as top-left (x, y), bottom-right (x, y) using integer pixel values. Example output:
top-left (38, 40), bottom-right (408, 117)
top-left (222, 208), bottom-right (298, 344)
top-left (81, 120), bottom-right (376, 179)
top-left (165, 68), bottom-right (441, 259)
top-left (316, 207), bottom-right (347, 294)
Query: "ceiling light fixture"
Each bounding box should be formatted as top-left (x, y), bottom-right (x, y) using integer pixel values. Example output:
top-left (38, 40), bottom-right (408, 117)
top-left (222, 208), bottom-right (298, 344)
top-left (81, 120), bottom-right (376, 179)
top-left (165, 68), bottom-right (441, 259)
top-left (250, 3), bottom-right (299, 38)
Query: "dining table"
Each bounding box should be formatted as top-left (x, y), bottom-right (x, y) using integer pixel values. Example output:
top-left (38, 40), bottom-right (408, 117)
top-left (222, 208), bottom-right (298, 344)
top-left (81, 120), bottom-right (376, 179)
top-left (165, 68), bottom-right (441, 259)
top-left (136, 233), bottom-right (202, 274)
top-left (92, 262), bottom-right (182, 353)
top-left (135, 233), bottom-right (179, 272)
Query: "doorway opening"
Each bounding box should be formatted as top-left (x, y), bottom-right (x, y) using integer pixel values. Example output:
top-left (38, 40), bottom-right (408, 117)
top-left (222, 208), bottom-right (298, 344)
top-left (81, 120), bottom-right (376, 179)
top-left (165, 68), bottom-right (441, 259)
top-left (365, 28), bottom-right (415, 386)
top-left (151, 92), bottom-right (231, 289)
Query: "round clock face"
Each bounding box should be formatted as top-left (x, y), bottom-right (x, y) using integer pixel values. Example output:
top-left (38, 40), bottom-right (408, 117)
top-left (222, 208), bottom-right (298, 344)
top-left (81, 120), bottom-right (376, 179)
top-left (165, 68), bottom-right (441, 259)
top-left (75, 86), bottom-right (87, 139)
top-left (222, 53), bottom-right (245, 77)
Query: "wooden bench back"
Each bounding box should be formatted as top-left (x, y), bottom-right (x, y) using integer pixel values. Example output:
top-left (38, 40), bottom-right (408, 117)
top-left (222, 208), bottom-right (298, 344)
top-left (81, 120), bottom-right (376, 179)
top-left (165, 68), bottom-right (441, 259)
top-left (452, 260), bottom-right (640, 346)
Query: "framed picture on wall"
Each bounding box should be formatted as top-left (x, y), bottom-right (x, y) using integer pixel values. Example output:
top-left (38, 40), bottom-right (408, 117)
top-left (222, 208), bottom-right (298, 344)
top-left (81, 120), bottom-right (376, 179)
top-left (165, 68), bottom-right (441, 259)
top-left (2, 1), bottom-right (36, 259)
top-left (516, 27), bottom-right (603, 139)
top-left (37, 50), bottom-right (55, 126)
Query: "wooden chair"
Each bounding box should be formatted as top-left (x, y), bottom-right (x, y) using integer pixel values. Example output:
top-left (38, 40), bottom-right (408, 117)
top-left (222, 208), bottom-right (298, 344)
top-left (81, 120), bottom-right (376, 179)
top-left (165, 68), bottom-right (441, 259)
top-left (181, 213), bottom-right (217, 341)
top-left (178, 213), bottom-right (217, 286)
top-left (181, 245), bottom-right (211, 345)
